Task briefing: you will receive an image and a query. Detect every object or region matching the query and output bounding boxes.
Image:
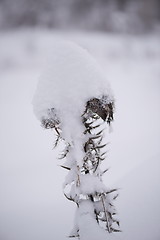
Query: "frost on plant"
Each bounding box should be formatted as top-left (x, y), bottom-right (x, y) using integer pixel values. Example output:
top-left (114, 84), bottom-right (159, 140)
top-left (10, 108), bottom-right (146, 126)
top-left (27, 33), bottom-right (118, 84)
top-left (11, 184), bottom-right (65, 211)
top-left (33, 41), bottom-right (120, 239)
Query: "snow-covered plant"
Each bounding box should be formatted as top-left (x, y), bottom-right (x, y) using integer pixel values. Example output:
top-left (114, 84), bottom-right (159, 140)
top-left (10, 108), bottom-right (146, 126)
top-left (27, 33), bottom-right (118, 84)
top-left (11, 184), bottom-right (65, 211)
top-left (33, 41), bottom-right (120, 239)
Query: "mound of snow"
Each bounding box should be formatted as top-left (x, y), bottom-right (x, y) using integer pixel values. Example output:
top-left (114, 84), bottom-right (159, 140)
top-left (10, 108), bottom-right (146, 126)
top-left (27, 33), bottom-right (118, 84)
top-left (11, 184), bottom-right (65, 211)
top-left (32, 41), bottom-right (113, 144)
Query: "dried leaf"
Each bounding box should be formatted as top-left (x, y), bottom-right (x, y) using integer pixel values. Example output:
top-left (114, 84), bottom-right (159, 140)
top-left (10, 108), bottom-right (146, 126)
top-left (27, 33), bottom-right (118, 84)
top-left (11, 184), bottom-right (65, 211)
top-left (105, 189), bottom-right (117, 195)
top-left (60, 165), bottom-right (71, 170)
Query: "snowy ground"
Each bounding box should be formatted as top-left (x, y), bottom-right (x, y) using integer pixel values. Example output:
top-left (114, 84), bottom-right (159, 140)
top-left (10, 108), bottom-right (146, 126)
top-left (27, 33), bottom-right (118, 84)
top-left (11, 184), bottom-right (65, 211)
top-left (0, 29), bottom-right (160, 240)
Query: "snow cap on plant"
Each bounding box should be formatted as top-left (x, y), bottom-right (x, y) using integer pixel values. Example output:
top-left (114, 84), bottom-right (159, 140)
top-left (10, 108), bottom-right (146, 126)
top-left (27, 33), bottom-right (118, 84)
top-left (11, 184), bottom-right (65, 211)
top-left (32, 41), bottom-right (114, 139)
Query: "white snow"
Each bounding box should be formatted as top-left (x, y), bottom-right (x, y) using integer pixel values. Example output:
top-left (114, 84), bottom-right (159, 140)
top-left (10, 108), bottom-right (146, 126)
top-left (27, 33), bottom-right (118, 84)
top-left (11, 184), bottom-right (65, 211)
top-left (78, 200), bottom-right (108, 240)
top-left (76, 200), bottom-right (118, 240)
top-left (80, 174), bottom-right (106, 195)
top-left (0, 29), bottom-right (160, 240)
top-left (32, 41), bottom-right (113, 146)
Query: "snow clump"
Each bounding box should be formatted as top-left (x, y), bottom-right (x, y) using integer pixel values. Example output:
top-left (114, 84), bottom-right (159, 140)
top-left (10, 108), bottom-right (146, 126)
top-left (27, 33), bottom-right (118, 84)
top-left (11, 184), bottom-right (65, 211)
top-left (32, 41), bottom-right (113, 145)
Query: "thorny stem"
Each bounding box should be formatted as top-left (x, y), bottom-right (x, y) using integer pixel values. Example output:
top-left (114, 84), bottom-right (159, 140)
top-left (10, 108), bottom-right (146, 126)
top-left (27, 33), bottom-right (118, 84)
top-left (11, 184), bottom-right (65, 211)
top-left (42, 99), bottom-right (120, 235)
top-left (76, 166), bottom-right (81, 187)
top-left (101, 194), bottom-right (111, 233)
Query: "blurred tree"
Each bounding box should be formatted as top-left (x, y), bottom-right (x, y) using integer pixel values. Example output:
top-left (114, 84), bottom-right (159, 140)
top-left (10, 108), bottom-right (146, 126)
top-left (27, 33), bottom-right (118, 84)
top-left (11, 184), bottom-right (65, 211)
top-left (0, 0), bottom-right (159, 32)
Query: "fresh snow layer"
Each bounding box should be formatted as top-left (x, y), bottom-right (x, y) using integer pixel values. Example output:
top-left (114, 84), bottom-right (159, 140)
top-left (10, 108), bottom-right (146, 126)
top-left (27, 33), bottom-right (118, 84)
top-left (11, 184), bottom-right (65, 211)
top-left (77, 200), bottom-right (117, 240)
top-left (32, 41), bottom-right (113, 145)
top-left (1, 30), bottom-right (160, 240)
top-left (80, 174), bottom-right (107, 195)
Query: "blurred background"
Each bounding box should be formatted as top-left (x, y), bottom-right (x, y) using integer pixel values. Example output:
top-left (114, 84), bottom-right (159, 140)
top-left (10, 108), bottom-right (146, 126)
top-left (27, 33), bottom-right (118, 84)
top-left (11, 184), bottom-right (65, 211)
top-left (0, 0), bottom-right (160, 33)
top-left (0, 1), bottom-right (160, 240)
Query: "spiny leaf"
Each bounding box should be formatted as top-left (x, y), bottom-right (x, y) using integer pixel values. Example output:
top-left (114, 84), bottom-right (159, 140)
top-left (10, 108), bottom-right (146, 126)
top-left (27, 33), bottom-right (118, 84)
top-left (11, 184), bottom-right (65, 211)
top-left (90, 135), bottom-right (102, 140)
top-left (59, 152), bottom-right (68, 159)
top-left (116, 220), bottom-right (120, 226)
top-left (101, 168), bottom-right (109, 175)
top-left (96, 129), bottom-right (104, 136)
top-left (96, 144), bottom-right (107, 149)
top-left (92, 124), bottom-right (101, 129)
top-left (64, 193), bottom-right (75, 202)
top-left (105, 189), bottom-right (118, 195)
top-left (110, 227), bottom-right (122, 233)
top-left (109, 203), bottom-right (114, 207)
top-left (53, 134), bottom-right (60, 148)
top-left (69, 234), bottom-right (79, 238)
top-left (54, 126), bottom-right (60, 135)
top-left (113, 194), bottom-right (119, 200)
top-left (101, 152), bottom-right (107, 157)
top-left (59, 145), bottom-right (70, 159)
top-left (97, 137), bottom-right (103, 145)
top-left (60, 165), bottom-right (71, 170)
